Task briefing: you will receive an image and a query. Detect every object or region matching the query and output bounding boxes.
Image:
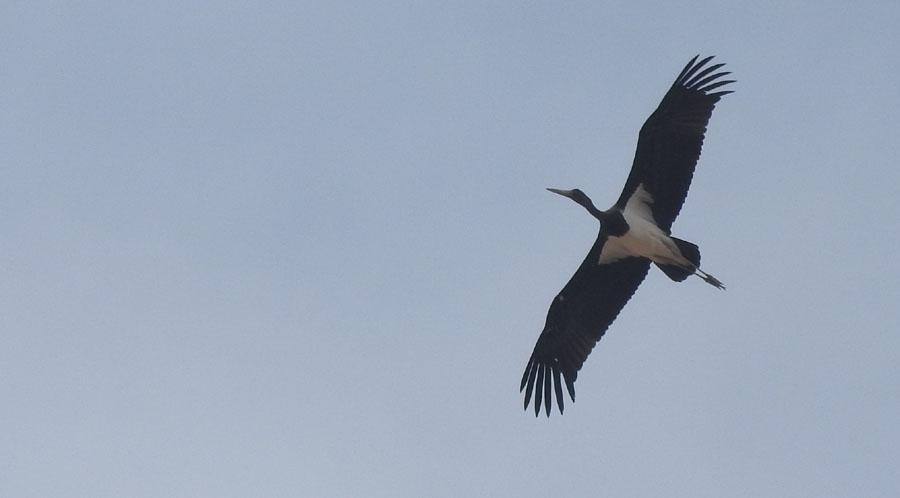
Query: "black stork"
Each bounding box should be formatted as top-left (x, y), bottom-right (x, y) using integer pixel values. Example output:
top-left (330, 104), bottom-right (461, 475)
top-left (521, 55), bottom-right (734, 417)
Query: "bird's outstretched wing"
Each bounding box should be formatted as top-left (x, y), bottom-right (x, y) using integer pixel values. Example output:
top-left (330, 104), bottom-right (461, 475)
top-left (615, 55), bottom-right (734, 232)
top-left (521, 235), bottom-right (651, 416)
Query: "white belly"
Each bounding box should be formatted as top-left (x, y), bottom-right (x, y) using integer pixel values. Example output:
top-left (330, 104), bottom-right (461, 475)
top-left (598, 184), bottom-right (690, 266)
top-left (598, 215), bottom-right (684, 265)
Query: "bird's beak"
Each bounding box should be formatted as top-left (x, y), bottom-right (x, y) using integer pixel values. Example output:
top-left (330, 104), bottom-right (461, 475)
top-left (546, 188), bottom-right (575, 198)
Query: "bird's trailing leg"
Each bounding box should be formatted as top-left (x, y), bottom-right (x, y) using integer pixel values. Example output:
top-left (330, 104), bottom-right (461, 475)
top-left (695, 268), bottom-right (725, 290)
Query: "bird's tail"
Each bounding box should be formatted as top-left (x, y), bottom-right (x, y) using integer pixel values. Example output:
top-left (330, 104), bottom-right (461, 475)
top-left (655, 237), bottom-right (726, 290)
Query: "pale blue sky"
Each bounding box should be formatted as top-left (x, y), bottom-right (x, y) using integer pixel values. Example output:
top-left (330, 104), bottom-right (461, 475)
top-left (2, 2), bottom-right (899, 497)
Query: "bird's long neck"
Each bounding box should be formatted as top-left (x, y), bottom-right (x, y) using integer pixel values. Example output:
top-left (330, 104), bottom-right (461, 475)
top-left (585, 204), bottom-right (606, 222)
top-left (580, 201), bottom-right (628, 236)
top-left (575, 197), bottom-right (605, 222)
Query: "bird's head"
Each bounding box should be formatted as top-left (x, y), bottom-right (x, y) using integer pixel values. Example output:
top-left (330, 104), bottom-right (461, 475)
top-left (547, 187), bottom-right (606, 222)
top-left (547, 188), bottom-right (593, 208)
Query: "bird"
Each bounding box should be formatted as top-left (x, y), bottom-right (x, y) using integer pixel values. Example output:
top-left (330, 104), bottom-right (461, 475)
top-left (520, 55), bottom-right (734, 417)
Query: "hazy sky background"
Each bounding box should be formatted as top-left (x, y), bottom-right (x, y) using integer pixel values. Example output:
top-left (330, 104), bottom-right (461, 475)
top-left (2, 2), bottom-right (899, 497)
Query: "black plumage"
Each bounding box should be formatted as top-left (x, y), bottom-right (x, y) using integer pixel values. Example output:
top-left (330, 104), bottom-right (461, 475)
top-left (521, 55), bottom-right (733, 416)
top-left (615, 55), bottom-right (734, 232)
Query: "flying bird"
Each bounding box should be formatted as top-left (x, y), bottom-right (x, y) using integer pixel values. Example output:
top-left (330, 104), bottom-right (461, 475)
top-left (521, 55), bottom-right (734, 417)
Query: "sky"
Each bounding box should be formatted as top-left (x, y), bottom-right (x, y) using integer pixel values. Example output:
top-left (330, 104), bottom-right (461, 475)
top-left (2, 2), bottom-right (899, 497)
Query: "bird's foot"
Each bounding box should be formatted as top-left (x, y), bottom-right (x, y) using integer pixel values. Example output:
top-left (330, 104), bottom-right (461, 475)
top-left (696, 269), bottom-right (726, 290)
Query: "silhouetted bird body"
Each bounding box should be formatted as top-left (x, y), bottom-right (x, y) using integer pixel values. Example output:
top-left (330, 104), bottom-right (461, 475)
top-left (521, 55), bottom-right (734, 417)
